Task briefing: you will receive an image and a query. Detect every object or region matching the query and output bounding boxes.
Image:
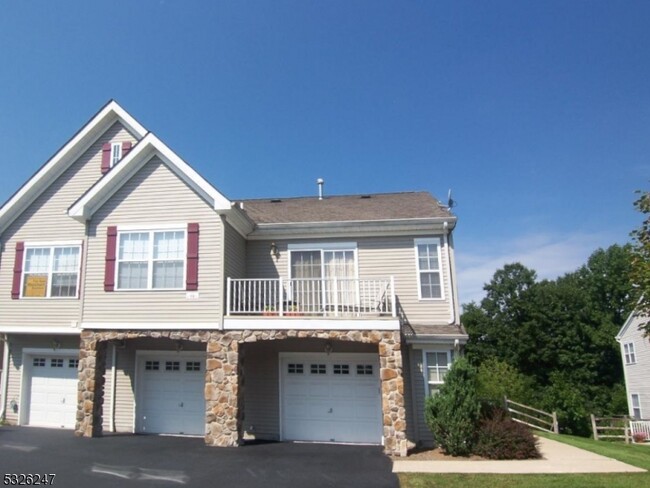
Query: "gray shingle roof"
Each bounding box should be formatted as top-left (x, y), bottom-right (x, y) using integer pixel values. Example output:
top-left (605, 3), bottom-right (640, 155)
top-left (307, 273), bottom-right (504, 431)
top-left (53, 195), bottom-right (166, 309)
top-left (240, 191), bottom-right (454, 225)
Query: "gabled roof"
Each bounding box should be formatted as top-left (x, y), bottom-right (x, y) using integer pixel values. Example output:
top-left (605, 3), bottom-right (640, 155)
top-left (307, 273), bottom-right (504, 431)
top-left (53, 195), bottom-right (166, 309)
top-left (68, 132), bottom-right (232, 221)
top-left (240, 191), bottom-right (455, 225)
top-left (0, 100), bottom-right (147, 235)
top-left (616, 307), bottom-right (648, 341)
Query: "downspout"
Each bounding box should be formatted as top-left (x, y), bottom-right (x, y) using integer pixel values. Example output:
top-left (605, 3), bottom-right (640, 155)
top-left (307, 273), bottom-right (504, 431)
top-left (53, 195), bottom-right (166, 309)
top-left (109, 343), bottom-right (117, 432)
top-left (443, 222), bottom-right (460, 325)
top-left (0, 335), bottom-right (10, 421)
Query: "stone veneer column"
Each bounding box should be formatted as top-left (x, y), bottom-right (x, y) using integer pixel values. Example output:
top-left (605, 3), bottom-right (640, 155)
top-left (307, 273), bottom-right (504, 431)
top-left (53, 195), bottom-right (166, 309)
top-left (75, 331), bottom-right (107, 437)
top-left (205, 332), bottom-right (244, 447)
top-left (379, 330), bottom-right (408, 457)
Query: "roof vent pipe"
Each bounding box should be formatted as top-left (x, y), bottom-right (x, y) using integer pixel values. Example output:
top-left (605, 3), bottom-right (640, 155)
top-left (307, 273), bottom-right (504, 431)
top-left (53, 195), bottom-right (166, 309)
top-left (317, 178), bottom-right (324, 200)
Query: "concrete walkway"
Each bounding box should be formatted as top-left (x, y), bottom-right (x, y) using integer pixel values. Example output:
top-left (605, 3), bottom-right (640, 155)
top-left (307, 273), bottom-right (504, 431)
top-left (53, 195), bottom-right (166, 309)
top-left (393, 436), bottom-right (646, 474)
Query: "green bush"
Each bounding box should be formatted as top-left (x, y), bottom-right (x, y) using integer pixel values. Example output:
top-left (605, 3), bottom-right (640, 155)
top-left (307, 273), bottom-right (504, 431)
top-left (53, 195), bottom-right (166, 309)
top-left (474, 410), bottom-right (541, 460)
top-left (424, 357), bottom-right (481, 456)
top-left (476, 358), bottom-right (532, 404)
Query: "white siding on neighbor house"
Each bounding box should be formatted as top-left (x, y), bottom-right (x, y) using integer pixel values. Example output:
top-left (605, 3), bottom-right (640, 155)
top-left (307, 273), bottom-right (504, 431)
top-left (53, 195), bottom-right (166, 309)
top-left (244, 236), bottom-right (454, 326)
top-left (242, 339), bottom-right (377, 441)
top-left (81, 156), bottom-right (223, 324)
top-left (620, 314), bottom-right (650, 419)
top-left (0, 123), bottom-right (138, 329)
top-left (3, 334), bottom-right (80, 425)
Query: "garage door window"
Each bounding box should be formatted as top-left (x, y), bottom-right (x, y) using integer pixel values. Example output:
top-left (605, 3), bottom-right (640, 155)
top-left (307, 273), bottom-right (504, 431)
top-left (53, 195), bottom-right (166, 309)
top-left (357, 364), bottom-right (373, 375)
top-left (333, 364), bottom-right (350, 375)
top-left (33, 358), bottom-right (46, 367)
top-left (311, 364), bottom-right (327, 374)
top-left (69, 359), bottom-right (79, 368)
top-left (51, 359), bottom-right (64, 368)
top-left (288, 363), bottom-right (304, 374)
top-left (186, 361), bottom-right (201, 371)
top-left (165, 361), bottom-right (180, 371)
top-left (145, 361), bottom-right (160, 371)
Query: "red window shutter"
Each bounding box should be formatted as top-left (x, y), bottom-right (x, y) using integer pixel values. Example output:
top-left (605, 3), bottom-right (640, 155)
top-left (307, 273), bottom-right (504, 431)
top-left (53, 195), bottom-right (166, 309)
top-left (101, 143), bottom-right (111, 174)
top-left (104, 226), bottom-right (117, 291)
top-left (186, 223), bottom-right (199, 291)
top-left (11, 241), bottom-right (25, 299)
top-left (122, 141), bottom-right (132, 158)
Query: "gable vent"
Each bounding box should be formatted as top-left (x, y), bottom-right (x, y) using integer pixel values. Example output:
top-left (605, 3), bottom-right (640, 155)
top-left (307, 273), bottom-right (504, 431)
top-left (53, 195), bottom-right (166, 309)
top-left (270, 199), bottom-right (282, 203)
top-left (360, 195), bottom-right (372, 199)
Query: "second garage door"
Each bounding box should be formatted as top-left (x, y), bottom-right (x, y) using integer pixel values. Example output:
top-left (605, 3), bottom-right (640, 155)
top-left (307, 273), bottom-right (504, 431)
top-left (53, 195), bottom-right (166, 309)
top-left (280, 353), bottom-right (382, 444)
top-left (136, 352), bottom-right (205, 436)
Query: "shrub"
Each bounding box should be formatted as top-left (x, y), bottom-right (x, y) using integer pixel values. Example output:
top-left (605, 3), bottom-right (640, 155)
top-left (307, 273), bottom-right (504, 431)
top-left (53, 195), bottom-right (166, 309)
top-left (424, 357), bottom-right (481, 456)
top-left (476, 358), bottom-right (532, 404)
top-left (633, 432), bottom-right (648, 443)
top-left (474, 410), bottom-right (541, 460)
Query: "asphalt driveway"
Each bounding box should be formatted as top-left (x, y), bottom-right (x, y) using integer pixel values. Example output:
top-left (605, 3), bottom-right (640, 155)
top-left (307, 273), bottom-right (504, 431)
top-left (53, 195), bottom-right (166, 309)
top-left (0, 426), bottom-right (397, 488)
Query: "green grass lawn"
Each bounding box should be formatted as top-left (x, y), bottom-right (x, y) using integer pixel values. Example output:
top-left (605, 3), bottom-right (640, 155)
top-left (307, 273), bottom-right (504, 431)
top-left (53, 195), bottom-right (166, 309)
top-left (398, 433), bottom-right (650, 488)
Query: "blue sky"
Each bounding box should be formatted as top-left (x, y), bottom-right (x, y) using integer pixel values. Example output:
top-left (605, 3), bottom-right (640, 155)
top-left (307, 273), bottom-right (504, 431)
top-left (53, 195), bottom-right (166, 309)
top-left (0, 1), bottom-right (648, 304)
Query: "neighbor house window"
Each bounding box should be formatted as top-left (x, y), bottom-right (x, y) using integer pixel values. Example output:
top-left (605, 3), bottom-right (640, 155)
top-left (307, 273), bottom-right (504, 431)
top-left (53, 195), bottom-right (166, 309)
top-left (117, 229), bottom-right (185, 290)
top-left (423, 350), bottom-right (452, 396)
top-left (22, 243), bottom-right (81, 298)
top-left (110, 142), bottom-right (122, 167)
top-left (631, 394), bottom-right (642, 419)
top-left (415, 238), bottom-right (443, 300)
top-left (624, 342), bottom-right (637, 365)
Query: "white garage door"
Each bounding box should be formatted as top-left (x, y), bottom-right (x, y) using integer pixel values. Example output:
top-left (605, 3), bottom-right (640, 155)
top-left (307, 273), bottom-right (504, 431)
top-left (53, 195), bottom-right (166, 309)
top-left (27, 354), bottom-right (79, 429)
top-left (136, 353), bottom-right (205, 436)
top-left (281, 353), bottom-right (382, 444)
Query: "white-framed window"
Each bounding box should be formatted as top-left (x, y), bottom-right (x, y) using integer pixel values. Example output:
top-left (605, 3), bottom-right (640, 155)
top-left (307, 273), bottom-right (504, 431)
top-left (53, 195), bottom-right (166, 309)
top-left (631, 394), bottom-right (642, 420)
top-left (116, 229), bottom-right (185, 290)
top-left (110, 142), bottom-right (122, 167)
top-left (21, 243), bottom-right (81, 298)
top-left (423, 349), bottom-right (452, 396)
top-left (415, 238), bottom-right (444, 300)
top-left (624, 342), bottom-right (637, 365)
top-left (288, 242), bottom-right (358, 310)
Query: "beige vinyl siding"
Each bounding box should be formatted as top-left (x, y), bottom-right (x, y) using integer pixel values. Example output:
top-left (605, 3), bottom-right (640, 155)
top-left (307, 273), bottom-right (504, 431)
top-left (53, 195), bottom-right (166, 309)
top-left (243, 338), bottom-right (377, 440)
top-left (3, 334), bottom-right (80, 425)
top-left (82, 156), bottom-right (223, 324)
top-left (245, 236), bottom-right (454, 326)
top-left (0, 122), bottom-right (137, 329)
top-left (620, 315), bottom-right (650, 419)
top-left (224, 222), bottom-right (246, 312)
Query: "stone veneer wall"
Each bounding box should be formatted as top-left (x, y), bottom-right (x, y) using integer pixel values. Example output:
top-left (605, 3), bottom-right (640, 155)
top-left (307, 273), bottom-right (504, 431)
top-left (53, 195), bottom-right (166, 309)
top-left (75, 329), bottom-right (407, 456)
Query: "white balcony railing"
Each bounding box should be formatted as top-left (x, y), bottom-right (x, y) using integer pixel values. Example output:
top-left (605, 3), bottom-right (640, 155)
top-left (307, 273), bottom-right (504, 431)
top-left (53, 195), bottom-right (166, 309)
top-left (227, 277), bottom-right (396, 318)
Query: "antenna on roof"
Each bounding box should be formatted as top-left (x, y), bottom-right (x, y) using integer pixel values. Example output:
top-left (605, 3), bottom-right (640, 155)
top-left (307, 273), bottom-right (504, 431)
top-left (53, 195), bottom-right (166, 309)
top-left (447, 189), bottom-right (456, 209)
top-left (317, 178), bottom-right (324, 200)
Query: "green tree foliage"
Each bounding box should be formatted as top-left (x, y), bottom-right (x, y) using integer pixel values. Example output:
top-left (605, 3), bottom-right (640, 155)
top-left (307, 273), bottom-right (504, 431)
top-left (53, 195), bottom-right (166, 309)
top-left (476, 358), bottom-right (531, 404)
top-left (631, 189), bottom-right (650, 333)
top-left (424, 357), bottom-right (481, 456)
top-left (463, 245), bottom-right (635, 435)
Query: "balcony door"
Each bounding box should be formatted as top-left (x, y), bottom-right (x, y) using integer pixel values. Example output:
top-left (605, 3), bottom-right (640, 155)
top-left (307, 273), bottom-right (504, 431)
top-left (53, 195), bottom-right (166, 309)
top-left (289, 244), bottom-right (358, 313)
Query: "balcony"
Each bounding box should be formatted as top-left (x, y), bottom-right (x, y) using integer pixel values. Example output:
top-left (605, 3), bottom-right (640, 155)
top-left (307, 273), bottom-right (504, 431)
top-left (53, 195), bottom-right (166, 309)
top-left (224, 277), bottom-right (398, 330)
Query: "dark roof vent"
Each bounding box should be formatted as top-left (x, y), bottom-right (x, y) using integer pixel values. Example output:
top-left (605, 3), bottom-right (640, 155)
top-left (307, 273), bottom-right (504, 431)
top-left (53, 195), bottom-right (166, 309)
top-left (270, 199), bottom-right (282, 203)
top-left (360, 195), bottom-right (372, 199)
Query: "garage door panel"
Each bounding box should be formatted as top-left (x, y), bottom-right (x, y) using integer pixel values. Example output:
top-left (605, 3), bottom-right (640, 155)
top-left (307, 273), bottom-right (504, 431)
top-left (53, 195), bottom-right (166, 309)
top-left (27, 354), bottom-right (79, 429)
top-left (137, 353), bottom-right (205, 436)
top-left (281, 353), bottom-right (381, 444)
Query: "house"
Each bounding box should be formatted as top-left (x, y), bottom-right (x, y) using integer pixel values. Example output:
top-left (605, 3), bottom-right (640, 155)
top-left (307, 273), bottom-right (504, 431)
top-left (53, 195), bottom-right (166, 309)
top-left (0, 101), bottom-right (466, 456)
top-left (616, 310), bottom-right (650, 420)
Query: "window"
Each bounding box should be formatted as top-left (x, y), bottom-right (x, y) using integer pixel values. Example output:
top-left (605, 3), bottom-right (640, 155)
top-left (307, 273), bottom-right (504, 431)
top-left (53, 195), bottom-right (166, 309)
top-left (333, 364), bottom-right (350, 375)
top-left (415, 238), bottom-right (443, 300)
top-left (310, 364), bottom-right (327, 375)
top-left (69, 359), bottom-right (79, 369)
top-left (110, 142), bottom-right (122, 167)
top-left (51, 358), bottom-right (64, 368)
top-left (186, 361), bottom-right (201, 372)
top-left (632, 394), bottom-right (642, 420)
top-left (33, 358), bottom-right (46, 367)
top-left (624, 342), bottom-right (637, 365)
top-left (288, 363), bottom-right (304, 374)
top-left (22, 244), bottom-right (81, 298)
top-left (117, 230), bottom-right (185, 290)
top-left (424, 350), bottom-right (452, 395)
top-left (145, 361), bottom-right (159, 371)
top-left (165, 361), bottom-right (180, 371)
top-left (357, 364), bottom-right (373, 375)
top-left (288, 243), bottom-right (358, 310)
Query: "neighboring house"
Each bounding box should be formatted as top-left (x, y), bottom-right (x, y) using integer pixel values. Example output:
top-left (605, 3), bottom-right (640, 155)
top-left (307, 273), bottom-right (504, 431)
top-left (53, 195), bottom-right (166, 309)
top-left (0, 101), bottom-right (466, 456)
top-left (616, 310), bottom-right (650, 420)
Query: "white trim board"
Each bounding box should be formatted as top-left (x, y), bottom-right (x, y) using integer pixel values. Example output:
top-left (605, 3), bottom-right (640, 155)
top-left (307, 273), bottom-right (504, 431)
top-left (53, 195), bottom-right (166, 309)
top-left (223, 318), bottom-right (399, 331)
